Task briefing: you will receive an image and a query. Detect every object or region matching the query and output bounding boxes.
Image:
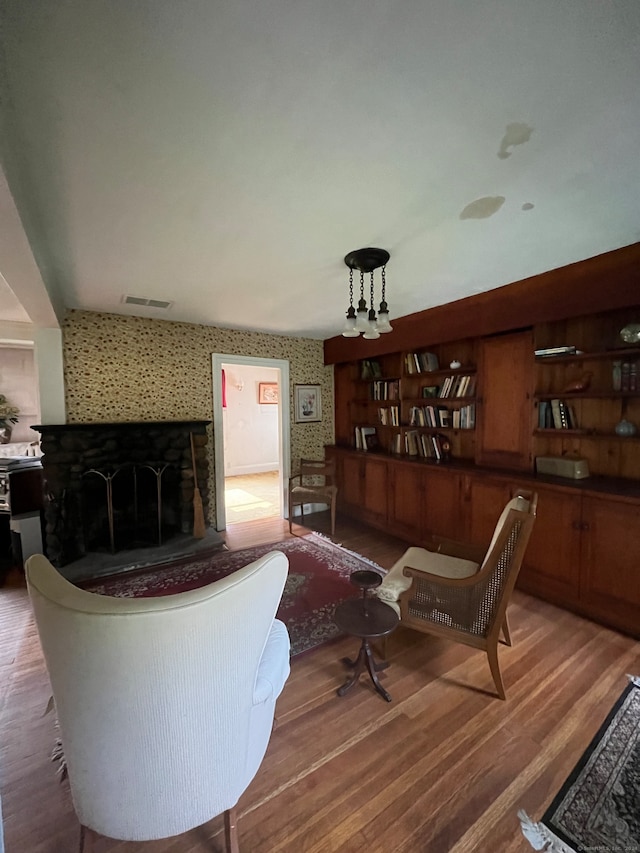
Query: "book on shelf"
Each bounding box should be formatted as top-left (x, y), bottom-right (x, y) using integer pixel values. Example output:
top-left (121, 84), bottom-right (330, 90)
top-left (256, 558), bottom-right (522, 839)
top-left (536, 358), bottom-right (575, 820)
top-left (538, 400), bottom-right (550, 429)
top-left (460, 403), bottom-right (475, 428)
top-left (378, 405), bottom-right (399, 426)
top-left (546, 399), bottom-right (578, 430)
top-left (437, 406), bottom-right (450, 428)
top-left (409, 406), bottom-right (424, 427)
top-left (534, 346), bottom-right (578, 357)
top-left (404, 430), bottom-right (419, 456)
top-left (355, 426), bottom-right (379, 451)
top-left (405, 351), bottom-right (439, 373)
top-left (437, 373), bottom-right (475, 399)
top-left (360, 359), bottom-right (382, 380)
top-left (438, 376), bottom-right (453, 398)
top-left (370, 379), bottom-right (400, 400)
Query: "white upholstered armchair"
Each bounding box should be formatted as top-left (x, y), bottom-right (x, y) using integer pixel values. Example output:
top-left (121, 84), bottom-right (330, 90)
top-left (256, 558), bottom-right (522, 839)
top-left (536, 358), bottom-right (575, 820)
top-left (26, 550), bottom-right (291, 853)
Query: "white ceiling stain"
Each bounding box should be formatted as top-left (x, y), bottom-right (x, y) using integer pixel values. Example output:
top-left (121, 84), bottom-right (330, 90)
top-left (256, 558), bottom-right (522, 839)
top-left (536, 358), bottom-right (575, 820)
top-left (460, 197), bottom-right (506, 220)
top-left (497, 122), bottom-right (535, 160)
top-left (522, 203), bottom-right (535, 211)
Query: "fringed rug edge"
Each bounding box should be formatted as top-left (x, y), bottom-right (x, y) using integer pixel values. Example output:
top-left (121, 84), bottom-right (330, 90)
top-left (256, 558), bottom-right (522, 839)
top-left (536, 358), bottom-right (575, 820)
top-left (518, 674), bottom-right (640, 852)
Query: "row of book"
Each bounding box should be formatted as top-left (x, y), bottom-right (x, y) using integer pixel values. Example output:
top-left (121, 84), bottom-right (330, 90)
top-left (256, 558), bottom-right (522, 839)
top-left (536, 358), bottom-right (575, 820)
top-left (354, 426), bottom-right (380, 451)
top-left (393, 430), bottom-right (450, 461)
top-left (436, 373), bottom-right (476, 398)
top-left (613, 360), bottom-right (638, 392)
top-left (404, 351), bottom-right (439, 374)
top-left (409, 404), bottom-right (476, 429)
top-left (538, 399), bottom-right (579, 430)
top-left (370, 379), bottom-right (400, 400)
top-left (378, 406), bottom-right (400, 426)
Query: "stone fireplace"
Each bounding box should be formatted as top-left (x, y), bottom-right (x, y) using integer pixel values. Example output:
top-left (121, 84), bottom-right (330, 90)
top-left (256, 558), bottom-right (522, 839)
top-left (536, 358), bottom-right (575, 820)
top-left (33, 421), bottom-right (211, 567)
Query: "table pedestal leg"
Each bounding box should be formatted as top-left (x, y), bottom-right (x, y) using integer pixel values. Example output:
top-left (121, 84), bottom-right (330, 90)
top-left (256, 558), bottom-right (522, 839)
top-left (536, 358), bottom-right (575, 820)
top-left (337, 639), bottom-right (392, 702)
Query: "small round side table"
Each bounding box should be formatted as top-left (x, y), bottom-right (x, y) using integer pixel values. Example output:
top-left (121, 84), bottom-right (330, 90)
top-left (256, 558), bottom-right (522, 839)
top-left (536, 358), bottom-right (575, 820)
top-left (334, 570), bottom-right (399, 702)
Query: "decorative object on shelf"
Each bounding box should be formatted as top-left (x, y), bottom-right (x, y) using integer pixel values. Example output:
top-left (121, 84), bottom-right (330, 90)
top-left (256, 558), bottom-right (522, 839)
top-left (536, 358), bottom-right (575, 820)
top-left (614, 418), bottom-right (637, 437)
top-left (294, 384), bottom-right (322, 423)
top-left (449, 359), bottom-right (461, 369)
top-left (619, 323), bottom-right (640, 345)
top-left (0, 394), bottom-right (19, 444)
top-left (342, 247), bottom-right (392, 339)
top-left (612, 360), bottom-right (622, 391)
top-left (562, 371), bottom-right (592, 393)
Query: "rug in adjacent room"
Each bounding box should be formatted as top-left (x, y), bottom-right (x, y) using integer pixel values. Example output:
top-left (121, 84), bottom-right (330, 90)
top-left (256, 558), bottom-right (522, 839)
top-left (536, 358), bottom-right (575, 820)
top-left (85, 532), bottom-right (386, 657)
top-left (519, 675), bottom-right (640, 852)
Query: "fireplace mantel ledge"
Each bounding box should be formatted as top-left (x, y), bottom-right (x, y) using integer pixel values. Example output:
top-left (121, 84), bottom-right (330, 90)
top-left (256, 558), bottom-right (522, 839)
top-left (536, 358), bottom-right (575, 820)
top-left (33, 421), bottom-right (212, 433)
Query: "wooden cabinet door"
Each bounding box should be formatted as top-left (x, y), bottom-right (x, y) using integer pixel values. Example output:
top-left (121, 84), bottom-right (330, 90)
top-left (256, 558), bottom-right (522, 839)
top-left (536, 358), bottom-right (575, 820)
top-left (333, 363), bottom-right (355, 446)
top-left (463, 474), bottom-right (512, 549)
top-left (388, 462), bottom-right (425, 541)
top-left (516, 486), bottom-right (582, 605)
top-left (362, 455), bottom-right (388, 523)
top-left (476, 330), bottom-right (534, 471)
top-left (423, 468), bottom-right (462, 541)
top-left (340, 454), bottom-right (363, 511)
top-left (580, 496), bottom-right (640, 637)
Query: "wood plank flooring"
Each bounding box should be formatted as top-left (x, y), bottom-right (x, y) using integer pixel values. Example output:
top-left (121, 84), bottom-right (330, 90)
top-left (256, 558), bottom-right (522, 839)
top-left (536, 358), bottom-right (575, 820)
top-left (1, 512), bottom-right (639, 852)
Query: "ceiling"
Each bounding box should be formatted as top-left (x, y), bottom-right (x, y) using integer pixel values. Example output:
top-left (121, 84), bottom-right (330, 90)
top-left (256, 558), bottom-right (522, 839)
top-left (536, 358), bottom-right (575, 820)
top-left (1, 0), bottom-right (639, 340)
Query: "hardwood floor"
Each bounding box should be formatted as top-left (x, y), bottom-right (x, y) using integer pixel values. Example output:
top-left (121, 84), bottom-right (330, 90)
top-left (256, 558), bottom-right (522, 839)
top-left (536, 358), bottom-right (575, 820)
top-left (2, 512), bottom-right (640, 852)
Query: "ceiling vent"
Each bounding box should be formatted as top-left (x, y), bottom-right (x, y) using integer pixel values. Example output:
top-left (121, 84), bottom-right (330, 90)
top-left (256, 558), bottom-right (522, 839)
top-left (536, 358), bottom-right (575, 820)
top-left (122, 295), bottom-right (173, 310)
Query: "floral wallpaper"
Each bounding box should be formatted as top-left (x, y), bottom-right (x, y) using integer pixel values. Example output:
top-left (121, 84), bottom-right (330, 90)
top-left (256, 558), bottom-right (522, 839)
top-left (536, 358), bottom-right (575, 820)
top-left (62, 310), bottom-right (334, 524)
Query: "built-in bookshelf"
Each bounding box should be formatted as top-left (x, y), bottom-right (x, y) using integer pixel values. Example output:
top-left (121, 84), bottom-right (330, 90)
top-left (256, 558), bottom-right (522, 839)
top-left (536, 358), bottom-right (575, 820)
top-left (335, 305), bottom-right (640, 476)
top-left (344, 341), bottom-right (478, 462)
top-left (533, 308), bottom-right (640, 477)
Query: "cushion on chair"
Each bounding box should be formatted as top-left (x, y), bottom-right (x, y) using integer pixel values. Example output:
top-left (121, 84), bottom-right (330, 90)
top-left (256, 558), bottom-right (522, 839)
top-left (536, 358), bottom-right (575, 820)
top-left (290, 485), bottom-right (337, 501)
top-left (376, 546), bottom-right (479, 614)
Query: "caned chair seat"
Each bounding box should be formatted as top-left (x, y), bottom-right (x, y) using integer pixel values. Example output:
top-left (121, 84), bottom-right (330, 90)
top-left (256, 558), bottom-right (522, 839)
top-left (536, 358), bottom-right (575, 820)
top-left (288, 458), bottom-right (337, 537)
top-left (376, 492), bottom-right (537, 699)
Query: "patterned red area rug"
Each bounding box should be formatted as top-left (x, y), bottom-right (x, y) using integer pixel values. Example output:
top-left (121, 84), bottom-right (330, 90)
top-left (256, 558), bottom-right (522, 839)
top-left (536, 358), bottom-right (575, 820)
top-left (85, 533), bottom-right (385, 657)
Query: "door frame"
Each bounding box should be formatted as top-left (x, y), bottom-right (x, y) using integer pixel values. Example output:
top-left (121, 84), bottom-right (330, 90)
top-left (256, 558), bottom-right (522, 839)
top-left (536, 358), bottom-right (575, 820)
top-left (211, 353), bottom-right (291, 530)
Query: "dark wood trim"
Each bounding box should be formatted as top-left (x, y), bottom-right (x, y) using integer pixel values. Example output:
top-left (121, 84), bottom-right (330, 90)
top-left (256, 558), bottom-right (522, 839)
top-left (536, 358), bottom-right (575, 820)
top-left (33, 420), bottom-right (211, 433)
top-left (324, 241), bottom-right (640, 364)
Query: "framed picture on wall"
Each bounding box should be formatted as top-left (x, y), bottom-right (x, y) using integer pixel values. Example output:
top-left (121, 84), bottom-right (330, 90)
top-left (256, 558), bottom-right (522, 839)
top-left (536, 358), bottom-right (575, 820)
top-left (294, 384), bottom-right (322, 423)
top-left (258, 382), bottom-right (279, 404)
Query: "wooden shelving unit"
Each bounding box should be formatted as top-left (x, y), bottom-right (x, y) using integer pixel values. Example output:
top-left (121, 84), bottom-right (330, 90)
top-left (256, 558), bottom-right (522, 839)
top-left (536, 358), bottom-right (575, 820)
top-left (533, 309), bottom-right (640, 477)
top-left (346, 342), bottom-right (477, 462)
top-left (328, 262), bottom-right (640, 638)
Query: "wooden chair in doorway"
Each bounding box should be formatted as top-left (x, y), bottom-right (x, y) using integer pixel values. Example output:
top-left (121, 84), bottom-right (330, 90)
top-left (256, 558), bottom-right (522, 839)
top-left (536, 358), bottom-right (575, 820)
top-left (288, 458), bottom-right (338, 537)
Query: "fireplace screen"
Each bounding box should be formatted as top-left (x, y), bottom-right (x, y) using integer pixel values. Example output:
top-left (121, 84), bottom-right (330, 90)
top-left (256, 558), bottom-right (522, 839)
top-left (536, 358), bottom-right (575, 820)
top-left (82, 463), bottom-right (181, 553)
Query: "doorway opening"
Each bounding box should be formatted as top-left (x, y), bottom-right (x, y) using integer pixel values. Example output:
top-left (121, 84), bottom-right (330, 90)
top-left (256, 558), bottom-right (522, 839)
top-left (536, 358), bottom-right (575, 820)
top-left (211, 355), bottom-right (290, 530)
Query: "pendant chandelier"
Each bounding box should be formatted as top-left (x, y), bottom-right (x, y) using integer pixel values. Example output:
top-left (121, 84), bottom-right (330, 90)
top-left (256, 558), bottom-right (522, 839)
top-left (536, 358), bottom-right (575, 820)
top-left (342, 247), bottom-right (392, 339)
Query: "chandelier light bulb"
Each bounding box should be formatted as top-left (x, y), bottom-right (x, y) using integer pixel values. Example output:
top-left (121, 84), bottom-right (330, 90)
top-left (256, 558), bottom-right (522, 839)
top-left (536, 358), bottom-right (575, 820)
top-left (342, 306), bottom-right (359, 337)
top-left (376, 300), bottom-right (393, 333)
top-left (355, 297), bottom-right (369, 332)
top-left (363, 309), bottom-right (380, 339)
